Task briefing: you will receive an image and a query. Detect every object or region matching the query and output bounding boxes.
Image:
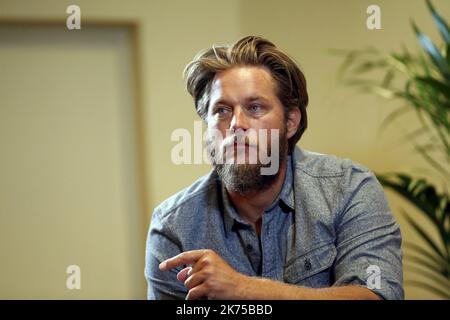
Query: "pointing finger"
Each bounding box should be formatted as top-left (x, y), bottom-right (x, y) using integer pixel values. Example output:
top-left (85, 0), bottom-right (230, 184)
top-left (159, 249), bottom-right (210, 271)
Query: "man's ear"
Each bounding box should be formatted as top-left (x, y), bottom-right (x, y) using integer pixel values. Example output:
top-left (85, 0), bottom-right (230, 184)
top-left (286, 107), bottom-right (301, 139)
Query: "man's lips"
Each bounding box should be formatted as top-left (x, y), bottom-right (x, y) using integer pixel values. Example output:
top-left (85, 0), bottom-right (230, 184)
top-left (230, 142), bottom-right (256, 149)
top-left (219, 142), bottom-right (257, 156)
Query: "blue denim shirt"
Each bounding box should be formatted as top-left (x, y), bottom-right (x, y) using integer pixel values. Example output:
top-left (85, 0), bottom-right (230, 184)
top-left (145, 147), bottom-right (404, 300)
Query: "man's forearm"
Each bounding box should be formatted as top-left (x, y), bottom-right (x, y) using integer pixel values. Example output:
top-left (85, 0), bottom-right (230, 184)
top-left (236, 276), bottom-right (382, 300)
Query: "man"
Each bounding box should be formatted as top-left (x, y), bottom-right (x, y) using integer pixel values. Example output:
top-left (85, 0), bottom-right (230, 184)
top-left (145, 36), bottom-right (403, 300)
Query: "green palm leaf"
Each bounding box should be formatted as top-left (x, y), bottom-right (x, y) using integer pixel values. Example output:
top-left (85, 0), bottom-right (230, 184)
top-left (335, 0), bottom-right (450, 298)
top-left (426, 0), bottom-right (450, 44)
top-left (412, 21), bottom-right (450, 81)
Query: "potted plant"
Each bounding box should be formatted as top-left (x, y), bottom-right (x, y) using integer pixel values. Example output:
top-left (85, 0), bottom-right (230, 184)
top-left (336, 0), bottom-right (449, 298)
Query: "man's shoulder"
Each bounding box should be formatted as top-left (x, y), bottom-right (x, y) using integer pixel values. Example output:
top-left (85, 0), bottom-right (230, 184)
top-left (293, 147), bottom-right (371, 178)
top-left (153, 170), bottom-right (217, 220)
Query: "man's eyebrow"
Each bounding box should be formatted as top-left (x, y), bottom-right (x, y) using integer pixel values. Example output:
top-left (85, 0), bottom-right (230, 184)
top-left (211, 99), bottom-right (230, 106)
top-left (246, 96), bottom-right (270, 102)
top-left (212, 96), bottom-right (269, 105)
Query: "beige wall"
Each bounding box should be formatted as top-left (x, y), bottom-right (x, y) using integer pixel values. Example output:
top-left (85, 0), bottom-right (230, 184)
top-left (0, 0), bottom-right (448, 299)
top-left (0, 24), bottom-right (144, 299)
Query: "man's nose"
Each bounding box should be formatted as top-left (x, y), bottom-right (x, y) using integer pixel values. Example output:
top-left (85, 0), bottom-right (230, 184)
top-left (229, 106), bottom-right (250, 132)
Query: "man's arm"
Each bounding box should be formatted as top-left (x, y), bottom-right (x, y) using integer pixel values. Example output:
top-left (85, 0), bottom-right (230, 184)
top-left (159, 249), bottom-right (381, 300)
top-left (330, 167), bottom-right (404, 300)
top-left (145, 208), bottom-right (188, 300)
top-left (237, 276), bottom-right (381, 300)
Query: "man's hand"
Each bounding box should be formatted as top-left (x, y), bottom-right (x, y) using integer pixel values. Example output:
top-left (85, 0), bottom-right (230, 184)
top-left (159, 249), bottom-right (249, 300)
top-left (159, 249), bottom-right (382, 300)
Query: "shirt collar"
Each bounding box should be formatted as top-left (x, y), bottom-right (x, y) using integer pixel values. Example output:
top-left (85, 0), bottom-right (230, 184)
top-left (268, 155), bottom-right (295, 212)
top-left (221, 156), bottom-right (295, 236)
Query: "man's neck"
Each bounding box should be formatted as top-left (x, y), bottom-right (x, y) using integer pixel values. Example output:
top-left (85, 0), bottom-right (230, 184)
top-left (226, 160), bottom-right (287, 235)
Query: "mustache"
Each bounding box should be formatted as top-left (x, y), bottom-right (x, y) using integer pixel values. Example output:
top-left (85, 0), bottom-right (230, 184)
top-left (221, 135), bottom-right (258, 149)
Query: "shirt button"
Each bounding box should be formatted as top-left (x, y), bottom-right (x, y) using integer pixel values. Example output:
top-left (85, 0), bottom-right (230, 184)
top-left (304, 259), bottom-right (312, 271)
top-left (246, 244), bottom-right (253, 253)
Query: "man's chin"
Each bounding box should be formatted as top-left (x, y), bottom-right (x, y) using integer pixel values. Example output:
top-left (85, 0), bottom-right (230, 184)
top-left (214, 163), bottom-right (280, 194)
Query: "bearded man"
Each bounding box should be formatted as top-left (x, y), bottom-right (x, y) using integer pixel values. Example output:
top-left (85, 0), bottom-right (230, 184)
top-left (145, 36), bottom-right (403, 300)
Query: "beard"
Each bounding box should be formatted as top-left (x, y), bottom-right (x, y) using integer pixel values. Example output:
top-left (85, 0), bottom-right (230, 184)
top-left (207, 124), bottom-right (288, 194)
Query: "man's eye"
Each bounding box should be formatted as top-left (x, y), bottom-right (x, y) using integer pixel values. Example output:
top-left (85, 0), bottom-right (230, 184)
top-left (249, 104), bottom-right (262, 113)
top-left (215, 106), bottom-right (230, 117)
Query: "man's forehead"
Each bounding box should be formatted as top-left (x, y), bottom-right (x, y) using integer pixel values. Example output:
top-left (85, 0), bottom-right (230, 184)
top-left (209, 66), bottom-right (276, 104)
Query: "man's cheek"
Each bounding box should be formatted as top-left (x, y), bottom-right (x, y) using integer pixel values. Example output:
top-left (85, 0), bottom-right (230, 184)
top-left (205, 127), bottom-right (224, 162)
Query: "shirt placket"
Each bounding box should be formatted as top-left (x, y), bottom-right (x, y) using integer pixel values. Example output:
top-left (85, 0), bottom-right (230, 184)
top-left (237, 225), bottom-right (262, 275)
top-left (260, 209), bottom-right (281, 280)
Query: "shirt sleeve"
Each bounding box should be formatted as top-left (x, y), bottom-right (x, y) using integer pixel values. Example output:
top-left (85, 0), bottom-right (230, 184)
top-left (145, 207), bottom-right (188, 300)
top-left (332, 166), bottom-right (404, 300)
